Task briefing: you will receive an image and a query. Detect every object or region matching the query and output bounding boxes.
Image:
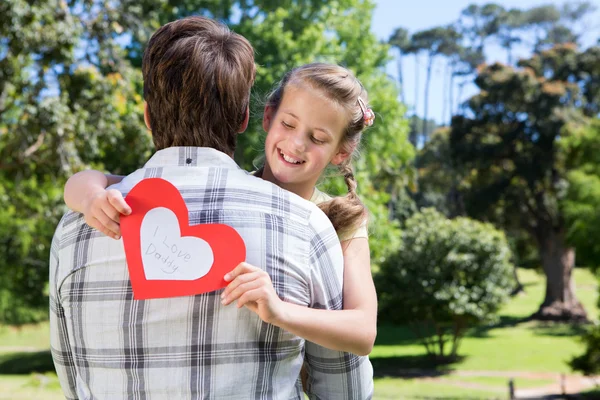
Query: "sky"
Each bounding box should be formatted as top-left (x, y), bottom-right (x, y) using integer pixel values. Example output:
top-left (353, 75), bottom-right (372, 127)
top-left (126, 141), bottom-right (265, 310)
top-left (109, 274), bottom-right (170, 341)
top-left (371, 0), bottom-right (600, 126)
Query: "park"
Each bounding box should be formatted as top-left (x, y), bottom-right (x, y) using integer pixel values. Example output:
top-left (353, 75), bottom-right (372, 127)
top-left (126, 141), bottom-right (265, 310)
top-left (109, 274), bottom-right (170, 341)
top-left (1, 0), bottom-right (600, 398)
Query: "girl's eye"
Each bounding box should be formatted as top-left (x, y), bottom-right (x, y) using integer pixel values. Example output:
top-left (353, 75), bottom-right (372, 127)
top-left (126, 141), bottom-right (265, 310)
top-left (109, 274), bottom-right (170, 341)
top-left (282, 121), bottom-right (294, 129)
top-left (311, 137), bottom-right (326, 145)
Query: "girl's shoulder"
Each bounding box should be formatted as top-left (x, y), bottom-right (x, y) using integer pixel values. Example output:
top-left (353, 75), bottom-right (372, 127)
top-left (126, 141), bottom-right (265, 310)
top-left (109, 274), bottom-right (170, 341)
top-left (311, 187), bottom-right (369, 241)
top-left (309, 187), bottom-right (333, 205)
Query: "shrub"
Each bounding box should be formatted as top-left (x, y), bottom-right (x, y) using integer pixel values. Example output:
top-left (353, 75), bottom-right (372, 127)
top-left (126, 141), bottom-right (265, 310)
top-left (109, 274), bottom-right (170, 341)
top-left (376, 208), bottom-right (514, 359)
top-left (570, 273), bottom-right (600, 375)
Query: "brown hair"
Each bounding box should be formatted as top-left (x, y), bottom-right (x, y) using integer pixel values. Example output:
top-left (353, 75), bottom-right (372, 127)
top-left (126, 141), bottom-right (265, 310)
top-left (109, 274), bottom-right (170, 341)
top-left (142, 16), bottom-right (255, 154)
top-left (266, 63), bottom-right (372, 237)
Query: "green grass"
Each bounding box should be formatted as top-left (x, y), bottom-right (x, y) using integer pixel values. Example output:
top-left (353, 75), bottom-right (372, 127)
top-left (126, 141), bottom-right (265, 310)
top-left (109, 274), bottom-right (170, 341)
top-left (371, 268), bottom-right (599, 398)
top-left (0, 268), bottom-right (598, 399)
top-left (374, 377), bottom-right (505, 399)
top-left (372, 268), bottom-right (599, 373)
top-left (441, 376), bottom-right (555, 389)
top-left (0, 322), bottom-right (50, 352)
top-left (0, 374), bottom-right (63, 400)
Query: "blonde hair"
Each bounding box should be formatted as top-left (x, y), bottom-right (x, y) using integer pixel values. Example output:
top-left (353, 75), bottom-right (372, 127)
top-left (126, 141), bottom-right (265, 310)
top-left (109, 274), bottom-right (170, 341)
top-left (266, 63), bottom-right (371, 237)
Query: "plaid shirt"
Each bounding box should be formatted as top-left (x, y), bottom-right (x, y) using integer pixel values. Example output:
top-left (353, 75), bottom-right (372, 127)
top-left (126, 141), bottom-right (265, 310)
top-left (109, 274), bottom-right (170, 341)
top-left (50, 147), bottom-right (373, 400)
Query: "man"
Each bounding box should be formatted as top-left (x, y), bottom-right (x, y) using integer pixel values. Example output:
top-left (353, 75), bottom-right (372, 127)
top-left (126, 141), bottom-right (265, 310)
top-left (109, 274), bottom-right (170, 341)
top-left (50, 16), bottom-right (373, 399)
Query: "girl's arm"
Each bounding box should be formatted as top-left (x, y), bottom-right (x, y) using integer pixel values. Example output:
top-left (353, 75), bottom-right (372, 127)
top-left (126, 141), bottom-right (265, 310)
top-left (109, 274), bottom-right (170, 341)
top-left (63, 170), bottom-right (130, 239)
top-left (222, 237), bottom-right (377, 356)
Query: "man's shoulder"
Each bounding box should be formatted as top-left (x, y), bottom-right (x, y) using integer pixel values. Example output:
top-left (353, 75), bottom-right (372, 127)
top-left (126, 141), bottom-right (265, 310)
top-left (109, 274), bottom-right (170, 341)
top-left (240, 175), bottom-right (333, 231)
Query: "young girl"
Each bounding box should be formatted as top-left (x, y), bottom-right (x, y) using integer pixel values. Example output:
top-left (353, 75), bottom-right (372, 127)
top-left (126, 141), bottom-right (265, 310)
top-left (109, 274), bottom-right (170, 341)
top-left (64, 63), bottom-right (377, 356)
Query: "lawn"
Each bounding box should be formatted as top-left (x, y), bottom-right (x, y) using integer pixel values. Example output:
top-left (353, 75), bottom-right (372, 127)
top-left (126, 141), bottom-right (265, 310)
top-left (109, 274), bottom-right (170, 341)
top-left (0, 268), bottom-right (598, 399)
top-left (371, 267), bottom-right (599, 397)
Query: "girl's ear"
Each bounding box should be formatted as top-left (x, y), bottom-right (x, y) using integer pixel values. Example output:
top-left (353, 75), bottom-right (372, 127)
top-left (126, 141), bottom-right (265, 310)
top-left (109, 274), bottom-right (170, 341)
top-left (262, 105), bottom-right (275, 132)
top-left (331, 148), bottom-right (352, 166)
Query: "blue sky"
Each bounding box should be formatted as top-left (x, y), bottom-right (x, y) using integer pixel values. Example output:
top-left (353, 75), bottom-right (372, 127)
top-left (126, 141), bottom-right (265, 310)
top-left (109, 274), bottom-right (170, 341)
top-left (371, 0), bottom-right (600, 125)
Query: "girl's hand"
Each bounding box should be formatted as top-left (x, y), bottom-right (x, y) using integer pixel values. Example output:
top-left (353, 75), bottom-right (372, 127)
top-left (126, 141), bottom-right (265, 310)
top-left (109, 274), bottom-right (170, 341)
top-left (82, 189), bottom-right (131, 240)
top-left (221, 262), bottom-right (286, 325)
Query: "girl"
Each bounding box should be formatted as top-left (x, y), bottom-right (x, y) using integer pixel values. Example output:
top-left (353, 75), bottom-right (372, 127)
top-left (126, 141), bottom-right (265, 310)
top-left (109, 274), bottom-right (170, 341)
top-left (64, 63), bottom-right (377, 356)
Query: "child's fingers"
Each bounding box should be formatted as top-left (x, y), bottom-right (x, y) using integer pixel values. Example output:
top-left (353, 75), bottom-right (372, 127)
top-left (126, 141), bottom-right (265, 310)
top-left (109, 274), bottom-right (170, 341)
top-left (222, 277), bottom-right (264, 305)
top-left (107, 189), bottom-right (131, 215)
top-left (224, 262), bottom-right (258, 282)
top-left (236, 288), bottom-right (263, 309)
top-left (95, 210), bottom-right (121, 238)
top-left (101, 202), bottom-right (121, 224)
top-left (222, 270), bottom-right (262, 300)
top-left (87, 216), bottom-right (120, 240)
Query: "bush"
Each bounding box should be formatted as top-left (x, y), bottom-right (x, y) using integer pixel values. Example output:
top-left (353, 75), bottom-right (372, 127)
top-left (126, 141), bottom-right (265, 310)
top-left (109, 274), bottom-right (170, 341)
top-left (376, 208), bottom-right (515, 359)
top-left (570, 273), bottom-right (600, 375)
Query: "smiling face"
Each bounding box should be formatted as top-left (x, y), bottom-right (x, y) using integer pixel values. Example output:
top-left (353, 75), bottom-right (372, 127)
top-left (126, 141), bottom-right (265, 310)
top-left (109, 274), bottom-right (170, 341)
top-left (261, 85), bottom-right (351, 199)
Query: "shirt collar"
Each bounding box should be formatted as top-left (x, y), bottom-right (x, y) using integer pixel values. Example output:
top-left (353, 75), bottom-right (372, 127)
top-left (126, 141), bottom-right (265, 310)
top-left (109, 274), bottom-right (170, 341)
top-left (144, 147), bottom-right (242, 170)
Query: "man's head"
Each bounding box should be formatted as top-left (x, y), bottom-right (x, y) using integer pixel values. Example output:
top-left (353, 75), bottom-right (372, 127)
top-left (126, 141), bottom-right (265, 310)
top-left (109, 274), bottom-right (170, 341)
top-left (142, 16), bottom-right (255, 155)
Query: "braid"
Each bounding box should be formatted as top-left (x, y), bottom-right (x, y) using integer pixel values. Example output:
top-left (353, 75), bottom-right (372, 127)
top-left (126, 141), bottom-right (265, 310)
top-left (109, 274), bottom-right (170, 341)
top-left (318, 162), bottom-right (367, 238)
top-left (342, 164), bottom-right (358, 197)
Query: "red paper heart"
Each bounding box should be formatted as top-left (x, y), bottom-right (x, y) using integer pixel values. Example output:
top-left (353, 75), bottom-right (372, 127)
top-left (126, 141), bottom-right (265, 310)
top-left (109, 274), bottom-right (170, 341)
top-left (121, 178), bottom-right (246, 300)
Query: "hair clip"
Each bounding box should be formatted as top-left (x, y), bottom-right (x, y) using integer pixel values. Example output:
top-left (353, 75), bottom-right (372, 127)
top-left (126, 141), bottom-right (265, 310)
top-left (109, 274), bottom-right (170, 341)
top-left (357, 97), bottom-right (375, 127)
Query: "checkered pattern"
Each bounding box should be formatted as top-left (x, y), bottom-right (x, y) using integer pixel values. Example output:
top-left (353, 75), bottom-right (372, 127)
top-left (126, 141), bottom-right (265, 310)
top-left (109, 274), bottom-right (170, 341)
top-left (50, 147), bottom-right (373, 399)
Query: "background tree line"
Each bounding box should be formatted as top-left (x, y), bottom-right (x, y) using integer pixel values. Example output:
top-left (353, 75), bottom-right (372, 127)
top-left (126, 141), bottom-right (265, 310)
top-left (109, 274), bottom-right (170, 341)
top-left (382, 0), bottom-right (600, 365)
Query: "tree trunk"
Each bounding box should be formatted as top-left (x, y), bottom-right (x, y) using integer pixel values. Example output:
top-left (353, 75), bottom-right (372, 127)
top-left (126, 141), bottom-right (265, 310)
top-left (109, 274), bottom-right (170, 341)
top-left (409, 53), bottom-right (421, 147)
top-left (532, 227), bottom-right (588, 322)
top-left (449, 69), bottom-right (455, 124)
top-left (441, 60), bottom-right (449, 125)
top-left (510, 265), bottom-right (525, 296)
top-left (423, 54), bottom-right (434, 142)
top-left (456, 81), bottom-right (466, 116)
top-left (396, 50), bottom-right (405, 104)
top-left (506, 45), bottom-right (513, 66)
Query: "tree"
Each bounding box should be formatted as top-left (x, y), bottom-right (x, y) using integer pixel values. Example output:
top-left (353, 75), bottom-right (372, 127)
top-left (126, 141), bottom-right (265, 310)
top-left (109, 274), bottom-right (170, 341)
top-left (377, 208), bottom-right (514, 360)
top-left (0, 0), bottom-right (413, 322)
top-left (409, 26), bottom-right (461, 142)
top-left (523, 4), bottom-right (562, 52)
top-left (450, 44), bottom-right (600, 322)
top-left (438, 31), bottom-right (464, 125)
top-left (416, 128), bottom-right (463, 217)
top-left (495, 8), bottom-right (525, 65)
top-left (417, 128), bottom-right (526, 294)
top-left (452, 47), bottom-right (485, 117)
top-left (561, 119), bottom-right (600, 270)
top-left (563, 121), bottom-right (600, 378)
top-left (458, 3), bottom-right (505, 53)
top-left (389, 27), bottom-right (410, 105)
top-left (0, 0), bottom-right (151, 324)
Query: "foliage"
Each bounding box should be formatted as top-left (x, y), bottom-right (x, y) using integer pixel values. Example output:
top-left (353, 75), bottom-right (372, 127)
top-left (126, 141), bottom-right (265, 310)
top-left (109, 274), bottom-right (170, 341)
top-left (0, 0), bottom-right (413, 323)
top-left (0, 0), bottom-right (151, 323)
top-left (449, 44), bottom-right (600, 320)
top-left (570, 271), bottom-right (600, 376)
top-left (414, 128), bottom-right (463, 217)
top-left (376, 208), bottom-right (514, 359)
top-left (561, 119), bottom-right (600, 272)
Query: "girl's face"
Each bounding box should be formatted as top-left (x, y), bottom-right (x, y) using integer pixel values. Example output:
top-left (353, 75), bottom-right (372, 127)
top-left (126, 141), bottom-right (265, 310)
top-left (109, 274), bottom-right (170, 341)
top-left (261, 85), bottom-right (351, 198)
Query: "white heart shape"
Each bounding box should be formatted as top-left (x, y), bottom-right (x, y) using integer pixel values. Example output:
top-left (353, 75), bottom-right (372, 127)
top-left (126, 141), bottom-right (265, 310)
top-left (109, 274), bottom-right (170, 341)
top-left (140, 207), bottom-right (214, 280)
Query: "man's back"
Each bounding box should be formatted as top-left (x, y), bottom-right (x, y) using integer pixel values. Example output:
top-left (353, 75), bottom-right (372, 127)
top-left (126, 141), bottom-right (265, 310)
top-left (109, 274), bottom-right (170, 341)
top-left (50, 147), bottom-right (373, 399)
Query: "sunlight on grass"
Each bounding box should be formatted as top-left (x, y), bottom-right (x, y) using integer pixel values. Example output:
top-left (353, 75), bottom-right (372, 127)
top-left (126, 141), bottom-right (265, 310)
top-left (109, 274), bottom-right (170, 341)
top-left (372, 268), bottom-right (599, 373)
top-left (374, 377), bottom-right (505, 399)
top-left (501, 268), bottom-right (598, 322)
top-left (0, 322), bottom-right (50, 352)
top-left (0, 374), bottom-right (63, 400)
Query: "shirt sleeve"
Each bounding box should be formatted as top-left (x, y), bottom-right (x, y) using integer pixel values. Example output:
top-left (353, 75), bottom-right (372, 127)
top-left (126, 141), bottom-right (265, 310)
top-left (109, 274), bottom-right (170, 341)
top-left (303, 210), bottom-right (374, 399)
top-left (49, 218), bottom-right (78, 400)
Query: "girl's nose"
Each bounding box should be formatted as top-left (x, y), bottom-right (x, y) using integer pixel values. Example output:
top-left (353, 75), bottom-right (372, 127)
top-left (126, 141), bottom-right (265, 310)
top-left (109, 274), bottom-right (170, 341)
top-left (290, 131), bottom-right (307, 152)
